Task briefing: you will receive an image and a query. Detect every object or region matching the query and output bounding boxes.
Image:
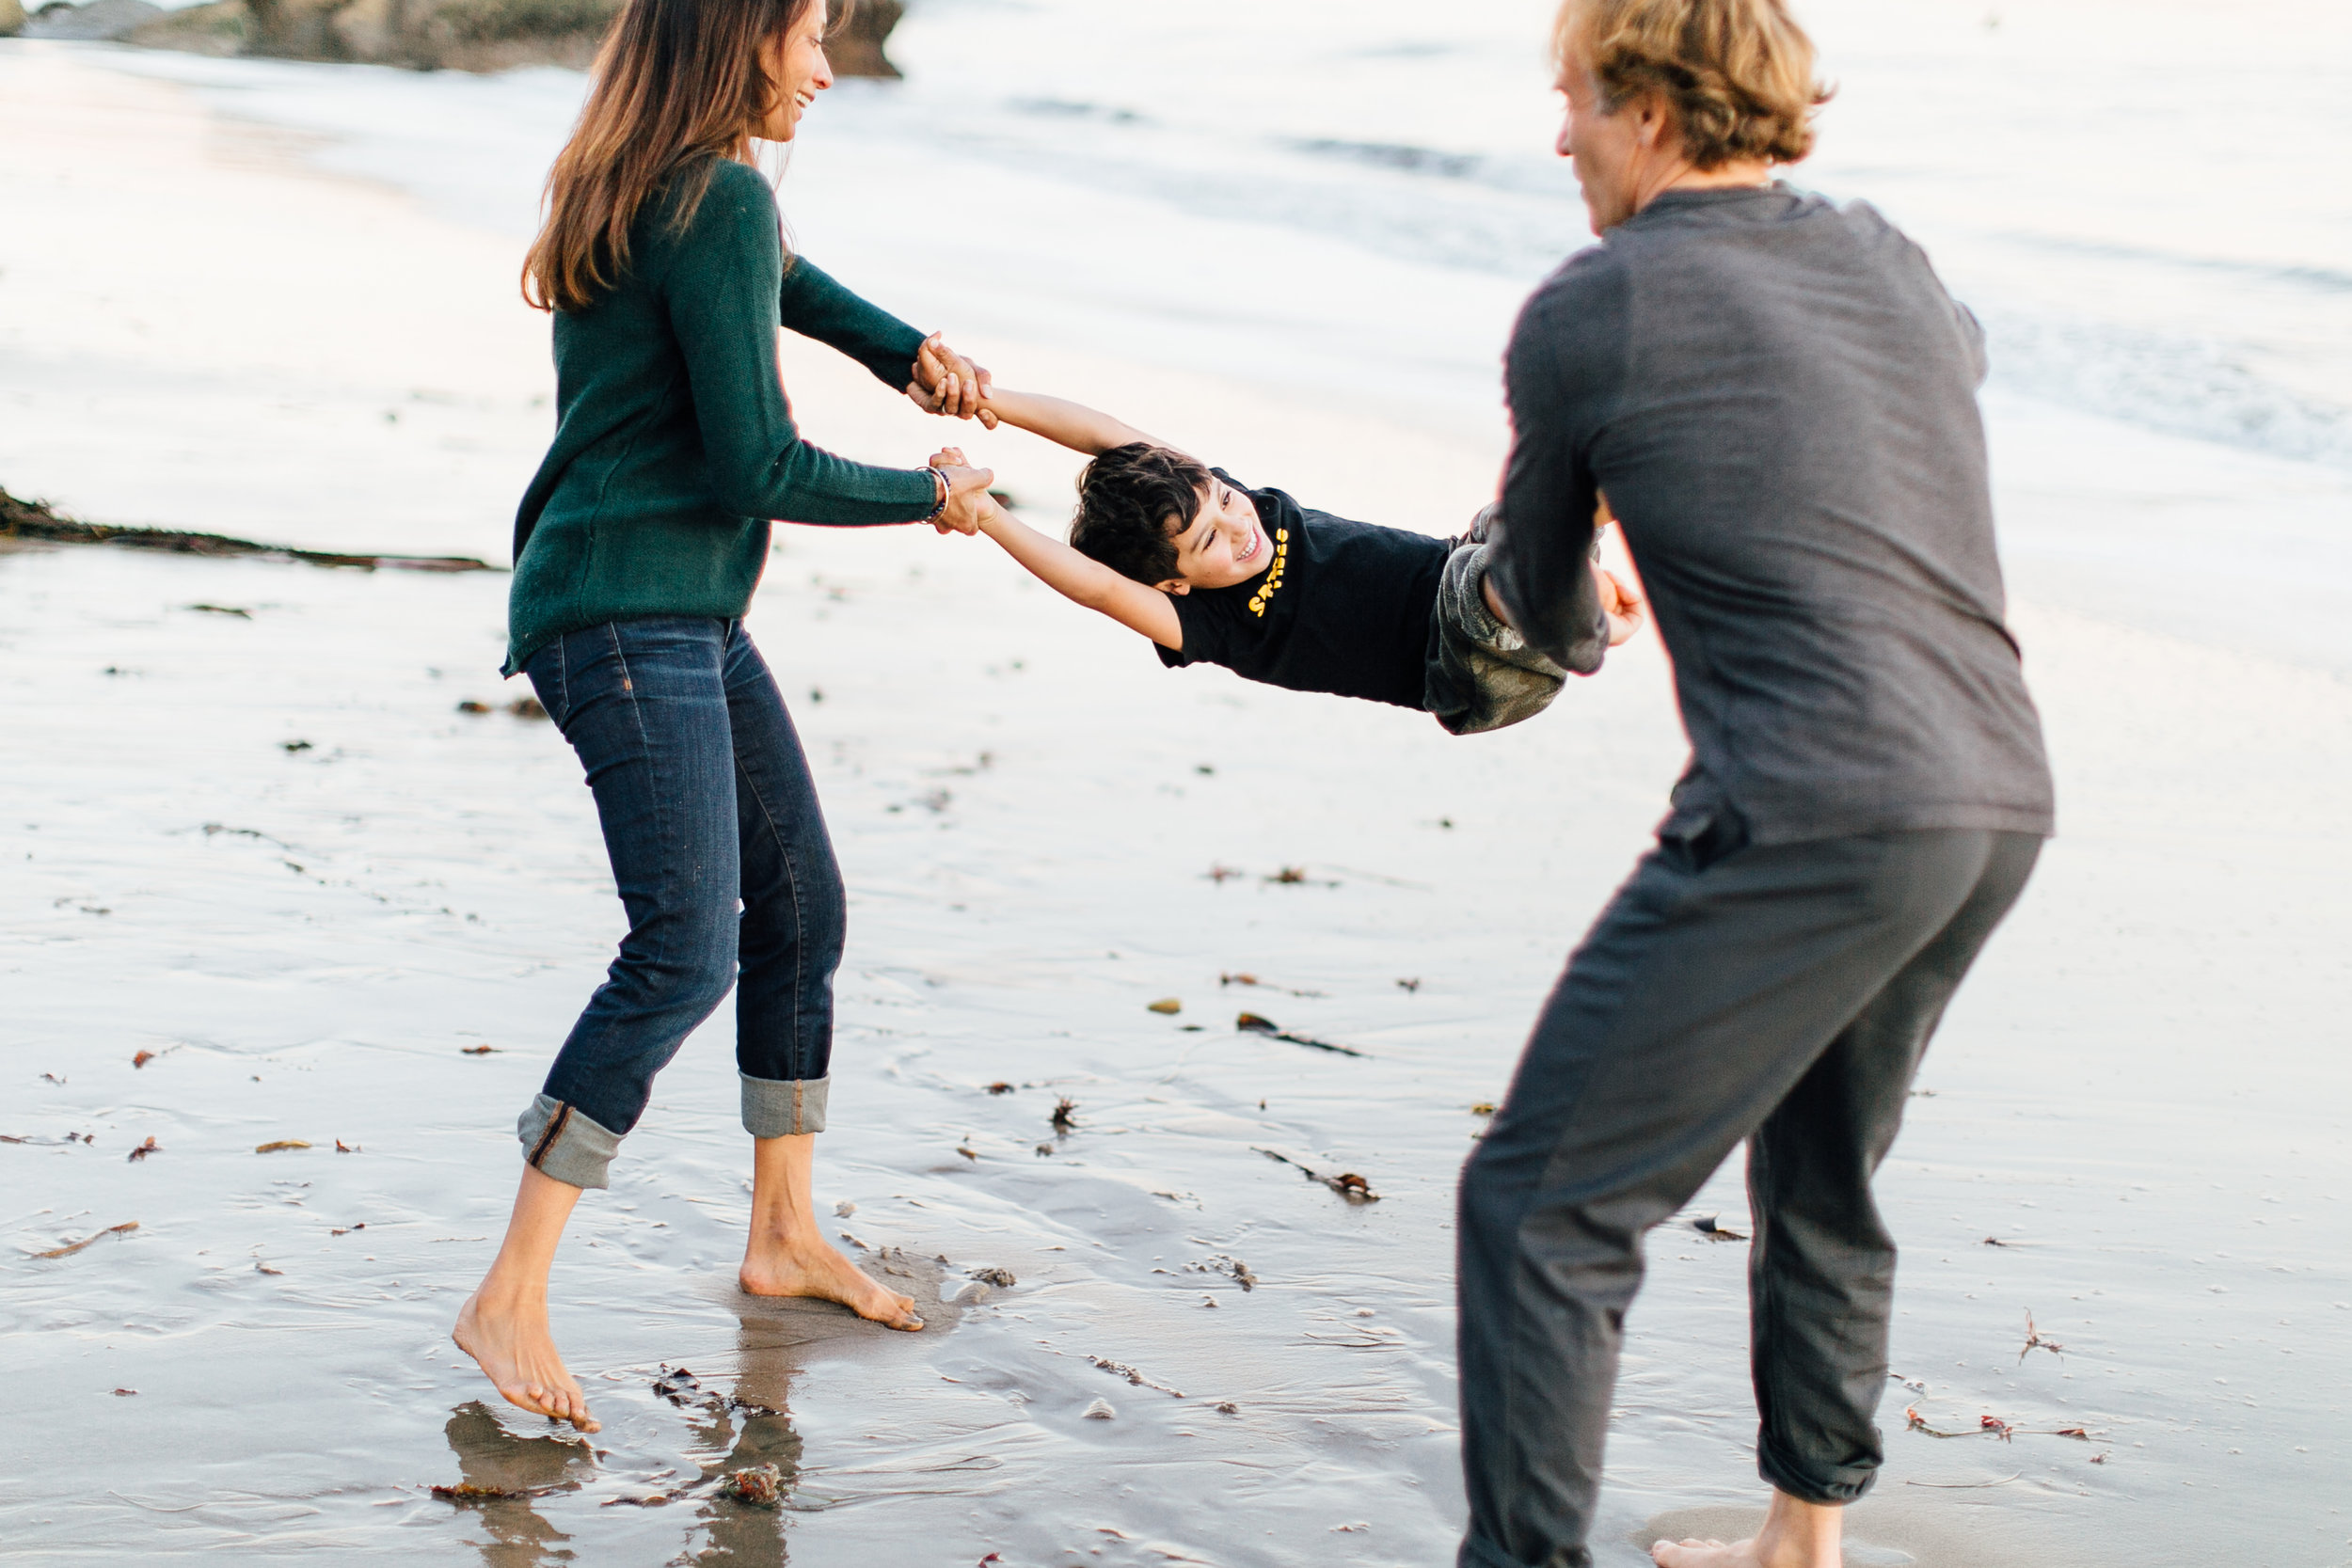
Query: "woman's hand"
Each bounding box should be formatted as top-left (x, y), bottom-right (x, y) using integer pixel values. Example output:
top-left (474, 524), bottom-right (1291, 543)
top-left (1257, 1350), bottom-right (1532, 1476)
top-left (929, 447), bottom-right (998, 535)
top-left (909, 333), bottom-right (998, 428)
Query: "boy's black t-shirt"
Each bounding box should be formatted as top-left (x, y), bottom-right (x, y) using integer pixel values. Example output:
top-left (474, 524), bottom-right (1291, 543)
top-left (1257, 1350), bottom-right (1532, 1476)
top-left (1155, 471), bottom-right (1450, 710)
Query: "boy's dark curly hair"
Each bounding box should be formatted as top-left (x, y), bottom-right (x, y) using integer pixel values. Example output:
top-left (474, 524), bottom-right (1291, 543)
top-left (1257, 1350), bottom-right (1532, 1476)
top-left (1069, 443), bottom-right (1215, 586)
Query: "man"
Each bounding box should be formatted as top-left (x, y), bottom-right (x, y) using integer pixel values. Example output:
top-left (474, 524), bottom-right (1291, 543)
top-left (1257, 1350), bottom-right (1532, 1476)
top-left (1454, 3), bottom-right (2054, 1565)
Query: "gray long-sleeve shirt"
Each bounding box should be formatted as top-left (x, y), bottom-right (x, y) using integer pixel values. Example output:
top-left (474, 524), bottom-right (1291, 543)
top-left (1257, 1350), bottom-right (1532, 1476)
top-left (1490, 183), bottom-right (2054, 847)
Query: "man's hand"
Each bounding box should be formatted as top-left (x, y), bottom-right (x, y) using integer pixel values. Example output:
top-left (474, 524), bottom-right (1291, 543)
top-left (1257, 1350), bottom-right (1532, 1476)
top-left (910, 334), bottom-right (998, 428)
top-left (1597, 565), bottom-right (1645, 646)
top-left (927, 446), bottom-right (999, 535)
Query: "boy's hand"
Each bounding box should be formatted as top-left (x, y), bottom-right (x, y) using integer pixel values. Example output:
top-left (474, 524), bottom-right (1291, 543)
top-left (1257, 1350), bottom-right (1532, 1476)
top-left (927, 450), bottom-right (999, 535)
top-left (911, 335), bottom-right (999, 429)
top-left (1597, 565), bottom-right (1645, 646)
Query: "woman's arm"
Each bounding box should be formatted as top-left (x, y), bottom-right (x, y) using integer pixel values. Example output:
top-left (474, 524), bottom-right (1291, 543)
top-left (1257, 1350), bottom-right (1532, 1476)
top-left (665, 166), bottom-right (947, 524)
top-left (973, 497), bottom-right (1182, 649)
top-left (776, 253), bottom-right (927, 390)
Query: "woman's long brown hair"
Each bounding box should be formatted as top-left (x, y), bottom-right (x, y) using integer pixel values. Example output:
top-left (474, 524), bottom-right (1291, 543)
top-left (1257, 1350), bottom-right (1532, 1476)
top-left (523, 0), bottom-right (816, 313)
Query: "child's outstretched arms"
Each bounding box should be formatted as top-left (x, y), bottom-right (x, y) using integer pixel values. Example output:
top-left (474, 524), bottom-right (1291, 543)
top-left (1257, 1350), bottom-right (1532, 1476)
top-left (928, 445), bottom-right (1181, 651)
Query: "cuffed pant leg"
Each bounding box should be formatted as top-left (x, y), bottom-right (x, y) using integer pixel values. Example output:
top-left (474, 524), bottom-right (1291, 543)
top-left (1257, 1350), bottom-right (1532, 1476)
top-left (720, 625), bottom-right (847, 1137)
top-left (1457, 828), bottom-right (2001, 1568)
top-left (528, 620), bottom-right (743, 1169)
top-left (1747, 832), bottom-right (2042, 1502)
top-left (516, 1093), bottom-right (624, 1190)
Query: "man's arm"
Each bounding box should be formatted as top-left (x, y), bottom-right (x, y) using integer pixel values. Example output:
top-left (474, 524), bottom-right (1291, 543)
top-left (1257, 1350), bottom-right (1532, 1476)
top-left (935, 443), bottom-right (1181, 649)
top-left (1487, 264), bottom-right (1626, 675)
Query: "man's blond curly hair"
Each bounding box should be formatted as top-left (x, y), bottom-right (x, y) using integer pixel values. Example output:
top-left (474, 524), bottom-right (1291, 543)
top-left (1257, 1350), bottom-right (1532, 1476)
top-left (1553, 0), bottom-right (1832, 169)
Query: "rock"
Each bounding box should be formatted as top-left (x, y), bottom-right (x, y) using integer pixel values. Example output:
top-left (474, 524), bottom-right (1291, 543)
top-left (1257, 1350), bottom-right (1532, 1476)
top-left (717, 1464), bottom-right (783, 1508)
top-left (949, 1280), bottom-right (990, 1306)
top-left (24, 0), bottom-right (159, 38)
top-left (1081, 1398), bottom-right (1115, 1420)
top-left (122, 0), bottom-right (904, 74)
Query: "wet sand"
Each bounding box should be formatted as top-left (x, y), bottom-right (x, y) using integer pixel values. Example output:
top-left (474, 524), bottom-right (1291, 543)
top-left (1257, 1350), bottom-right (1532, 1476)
top-left (6, 39), bottom-right (2352, 1568)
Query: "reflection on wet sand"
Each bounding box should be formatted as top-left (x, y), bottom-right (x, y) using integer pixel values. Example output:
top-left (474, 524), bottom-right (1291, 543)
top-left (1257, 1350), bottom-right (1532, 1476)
top-left (440, 1402), bottom-right (597, 1568)
top-left (680, 1307), bottom-right (808, 1568)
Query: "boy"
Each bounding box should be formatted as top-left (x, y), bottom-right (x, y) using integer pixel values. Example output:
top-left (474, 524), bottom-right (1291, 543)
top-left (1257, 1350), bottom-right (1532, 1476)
top-left (924, 384), bottom-right (1641, 733)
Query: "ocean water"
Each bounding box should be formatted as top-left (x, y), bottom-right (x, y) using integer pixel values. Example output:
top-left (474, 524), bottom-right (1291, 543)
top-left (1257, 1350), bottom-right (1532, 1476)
top-left (93, 0), bottom-right (2352, 668)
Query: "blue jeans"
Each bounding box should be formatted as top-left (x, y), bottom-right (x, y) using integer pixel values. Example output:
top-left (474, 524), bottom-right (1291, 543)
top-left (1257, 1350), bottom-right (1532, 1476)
top-left (512, 618), bottom-right (845, 1189)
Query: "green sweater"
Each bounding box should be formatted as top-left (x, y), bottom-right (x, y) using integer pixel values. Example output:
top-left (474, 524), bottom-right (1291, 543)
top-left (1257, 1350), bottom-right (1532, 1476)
top-left (504, 157), bottom-right (938, 673)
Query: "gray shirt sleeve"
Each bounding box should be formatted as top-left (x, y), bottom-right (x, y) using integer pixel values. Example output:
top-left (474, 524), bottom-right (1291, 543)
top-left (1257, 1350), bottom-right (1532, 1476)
top-left (1486, 253), bottom-right (1622, 677)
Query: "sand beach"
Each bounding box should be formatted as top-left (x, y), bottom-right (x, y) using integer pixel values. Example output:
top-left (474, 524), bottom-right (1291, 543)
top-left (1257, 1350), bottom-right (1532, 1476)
top-left (5, 6), bottom-right (2351, 1563)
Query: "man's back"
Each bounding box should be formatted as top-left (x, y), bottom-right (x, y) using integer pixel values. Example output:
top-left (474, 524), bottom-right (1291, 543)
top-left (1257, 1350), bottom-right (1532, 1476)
top-left (1492, 183), bottom-right (2054, 846)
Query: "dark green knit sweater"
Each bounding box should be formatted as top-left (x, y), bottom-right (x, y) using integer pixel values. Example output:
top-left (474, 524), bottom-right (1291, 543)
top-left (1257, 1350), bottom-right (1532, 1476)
top-left (504, 157), bottom-right (937, 673)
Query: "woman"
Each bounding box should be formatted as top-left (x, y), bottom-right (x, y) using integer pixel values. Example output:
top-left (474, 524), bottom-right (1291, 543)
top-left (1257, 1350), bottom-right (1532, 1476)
top-left (1457, 2), bottom-right (2053, 1565)
top-left (452, 0), bottom-right (999, 1433)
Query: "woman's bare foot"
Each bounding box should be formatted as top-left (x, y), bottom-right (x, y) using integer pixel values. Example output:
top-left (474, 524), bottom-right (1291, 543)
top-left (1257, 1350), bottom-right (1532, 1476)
top-left (1652, 1490), bottom-right (1841, 1568)
top-left (453, 1288), bottom-right (600, 1433)
top-left (739, 1233), bottom-right (924, 1330)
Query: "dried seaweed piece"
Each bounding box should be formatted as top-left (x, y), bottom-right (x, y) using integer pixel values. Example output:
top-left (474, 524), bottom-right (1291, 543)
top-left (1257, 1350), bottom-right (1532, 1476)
top-left (126, 1136), bottom-right (161, 1163)
top-left (717, 1464), bottom-right (784, 1507)
top-left (1254, 1147), bottom-right (1380, 1202)
top-left (112, 1387), bottom-right (137, 1396)
top-left (507, 697), bottom-right (548, 720)
top-left (256, 1140), bottom-right (312, 1153)
top-left (432, 1481), bottom-right (544, 1501)
top-left (1220, 973), bottom-right (1328, 998)
top-left (460, 1045), bottom-right (496, 1055)
top-left (1051, 1098), bottom-right (1078, 1132)
top-left (1089, 1355), bottom-right (1184, 1397)
top-left (1395, 977), bottom-right (1422, 992)
top-left (1233, 1012), bottom-right (1367, 1057)
top-left (2018, 1310), bottom-right (2064, 1361)
top-left (456, 700), bottom-right (492, 715)
top-left (984, 1081), bottom-right (1014, 1095)
top-left (969, 1267), bottom-right (1017, 1288)
top-left (131, 1050), bottom-right (155, 1069)
top-left (256, 1260), bottom-right (283, 1275)
top-left (32, 1220), bottom-right (137, 1259)
top-left (336, 1139), bottom-right (360, 1153)
top-left (1267, 866), bottom-right (1308, 884)
top-left (330, 1224), bottom-right (366, 1237)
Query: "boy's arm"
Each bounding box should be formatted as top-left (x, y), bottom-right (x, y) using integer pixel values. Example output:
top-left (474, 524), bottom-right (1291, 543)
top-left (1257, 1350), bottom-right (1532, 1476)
top-left (908, 364), bottom-right (1171, 459)
top-left (977, 504), bottom-right (1182, 650)
top-left (977, 388), bottom-right (1163, 457)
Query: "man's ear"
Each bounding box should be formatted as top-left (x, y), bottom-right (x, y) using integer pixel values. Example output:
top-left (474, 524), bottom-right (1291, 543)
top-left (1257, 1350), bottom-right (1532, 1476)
top-left (1156, 579), bottom-right (1191, 596)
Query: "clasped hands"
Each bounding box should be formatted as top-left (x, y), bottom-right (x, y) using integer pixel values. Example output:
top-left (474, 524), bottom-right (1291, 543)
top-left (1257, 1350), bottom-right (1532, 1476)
top-left (908, 331), bottom-right (1001, 535)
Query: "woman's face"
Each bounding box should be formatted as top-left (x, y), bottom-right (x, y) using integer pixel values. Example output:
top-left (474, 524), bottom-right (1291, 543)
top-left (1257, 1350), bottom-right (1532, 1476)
top-left (1555, 61), bottom-right (1663, 233)
top-left (756, 0), bottom-right (834, 142)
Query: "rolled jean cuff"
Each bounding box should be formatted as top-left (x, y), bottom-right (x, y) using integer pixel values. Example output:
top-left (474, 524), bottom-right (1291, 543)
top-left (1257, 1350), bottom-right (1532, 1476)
top-left (516, 1094), bottom-right (623, 1190)
top-left (1756, 1429), bottom-right (1878, 1505)
top-left (742, 1072), bottom-right (829, 1137)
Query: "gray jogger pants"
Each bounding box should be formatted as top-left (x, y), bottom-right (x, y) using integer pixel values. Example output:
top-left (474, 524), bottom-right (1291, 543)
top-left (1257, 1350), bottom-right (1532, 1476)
top-left (1454, 822), bottom-right (2041, 1568)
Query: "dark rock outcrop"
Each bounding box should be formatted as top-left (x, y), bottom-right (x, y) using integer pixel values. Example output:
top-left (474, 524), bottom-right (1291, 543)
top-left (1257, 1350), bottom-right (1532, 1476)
top-left (122, 0), bottom-right (905, 75)
top-left (24, 0), bottom-right (162, 40)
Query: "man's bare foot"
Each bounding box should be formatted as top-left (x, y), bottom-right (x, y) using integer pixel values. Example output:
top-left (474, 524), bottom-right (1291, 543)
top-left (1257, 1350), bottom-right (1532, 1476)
top-left (453, 1290), bottom-right (600, 1432)
top-left (1652, 1490), bottom-right (1841, 1568)
top-left (739, 1233), bottom-right (924, 1330)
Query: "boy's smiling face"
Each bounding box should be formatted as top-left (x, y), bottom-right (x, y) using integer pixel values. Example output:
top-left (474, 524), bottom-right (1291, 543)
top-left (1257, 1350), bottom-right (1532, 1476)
top-left (1154, 478), bottom-right (1267, 594)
